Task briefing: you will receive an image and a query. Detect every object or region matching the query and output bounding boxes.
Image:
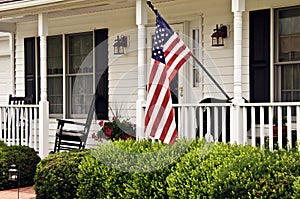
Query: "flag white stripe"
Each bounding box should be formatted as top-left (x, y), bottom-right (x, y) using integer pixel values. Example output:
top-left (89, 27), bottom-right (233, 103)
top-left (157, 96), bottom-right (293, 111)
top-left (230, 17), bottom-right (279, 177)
top-left (164, 118), bottom-right (177, 143)
top-left (166, 47), bottom-right (191, 78)
top-left (152, 97), bottom-right (174, 139)
top-left (145, 60), bottom-right (164, 114)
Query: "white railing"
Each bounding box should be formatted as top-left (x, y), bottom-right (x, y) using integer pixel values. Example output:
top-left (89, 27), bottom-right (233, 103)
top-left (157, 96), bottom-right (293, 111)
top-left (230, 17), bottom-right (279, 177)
top-left (0, 104), bottom-right (39, 151)
top-left (141, 102), bottom-right (300, 150)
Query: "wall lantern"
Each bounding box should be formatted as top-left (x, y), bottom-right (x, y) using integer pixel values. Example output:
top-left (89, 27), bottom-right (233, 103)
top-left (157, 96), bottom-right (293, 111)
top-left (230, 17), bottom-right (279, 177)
top-left (211, 24), bottom-right (227, 47)
top-left (113, 35), bottom-right (128, 55)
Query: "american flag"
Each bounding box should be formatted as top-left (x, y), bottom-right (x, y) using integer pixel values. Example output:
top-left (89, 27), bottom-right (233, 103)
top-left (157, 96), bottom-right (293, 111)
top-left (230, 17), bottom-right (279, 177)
top-left (145, 10), bottom-right (192, 145)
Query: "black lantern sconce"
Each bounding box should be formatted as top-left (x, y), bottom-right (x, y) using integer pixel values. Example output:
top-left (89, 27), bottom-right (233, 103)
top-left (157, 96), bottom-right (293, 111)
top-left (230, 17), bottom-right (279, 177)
top-left (211, 24), bottom-right (227, 47)
top-left (113, 35), bottom-right (128, 55)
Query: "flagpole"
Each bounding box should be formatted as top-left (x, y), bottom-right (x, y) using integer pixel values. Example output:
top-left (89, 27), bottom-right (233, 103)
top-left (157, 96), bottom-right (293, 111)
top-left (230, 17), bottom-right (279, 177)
top-left (146, 0), bottom-right (231, 101)
top-left (190, 54), bottom-right (231, 100)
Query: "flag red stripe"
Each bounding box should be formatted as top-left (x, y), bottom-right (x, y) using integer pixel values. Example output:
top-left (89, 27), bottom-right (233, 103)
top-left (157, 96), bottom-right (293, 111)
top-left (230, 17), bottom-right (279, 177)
top-left (145, 64), bottom-right (168, 127)
top-left (158, 107), bottom-right (175, 141)
top-left (164, 36), bottom-right (180, 58)
top-left (168, 129), bottom-right (178, 146)
top-left (147, 60), bottom-right (160, 93)
top-left (149, 90), bottom-right (171, 137)
top-left (168, 51), bottom-right (192, 81)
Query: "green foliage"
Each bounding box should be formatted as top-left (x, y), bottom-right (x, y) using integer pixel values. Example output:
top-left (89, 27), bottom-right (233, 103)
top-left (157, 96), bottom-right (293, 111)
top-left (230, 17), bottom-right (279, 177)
top-left (0, 145), bottom-right (40, 190)
top-left (212, 148), bottom-right (300, 198)
top-left (77, 139), bottom-right (192, 199)
top-left (34, 138), bottom-right (300, 198)
top-left (34, 150), bottom-right (88, 199)
top-left (0, 140), bottom-right (7, 148)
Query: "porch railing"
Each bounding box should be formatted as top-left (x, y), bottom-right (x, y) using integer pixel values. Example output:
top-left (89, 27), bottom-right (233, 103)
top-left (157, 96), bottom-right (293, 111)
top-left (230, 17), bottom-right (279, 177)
top-left (0, 104), bottom-right (39, 151)
top-left (141, 102), bottom-right (300, 150)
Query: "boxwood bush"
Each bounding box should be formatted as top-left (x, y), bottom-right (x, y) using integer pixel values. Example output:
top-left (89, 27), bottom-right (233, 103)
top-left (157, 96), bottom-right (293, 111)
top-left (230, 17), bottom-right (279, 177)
top-left (0, 140), bottom-right (7, 148)
top-left (77, 139), bottom-right (193, 199)
top-left (212, 148), bottom-right (300, 198)
top-left (34, 150), bottom-right (89, 199)
top-left (33, 138), bottom-right (300, 198)
top-left (166, 142), bottom-right (263, 198)
top-left (0, 145), bottom-right (41, 190)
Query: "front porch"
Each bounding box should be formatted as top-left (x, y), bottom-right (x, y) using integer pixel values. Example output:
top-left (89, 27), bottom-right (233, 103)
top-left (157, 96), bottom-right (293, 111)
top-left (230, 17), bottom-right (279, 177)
top-left (1, 101), bottom-right (299, 157)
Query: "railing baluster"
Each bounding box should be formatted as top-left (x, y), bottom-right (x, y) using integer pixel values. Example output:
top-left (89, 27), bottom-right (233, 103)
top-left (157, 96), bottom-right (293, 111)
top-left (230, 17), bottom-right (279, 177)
top-left (177, 106), bottom-right (182, 138)
top-left (222, 106), bottom-right (226, 143)
top-left (287, 106), bottom-right (292, 150)
top-left (268, 106), bottom-right (273, 151)
top-left (34, 107), bottom-right (38, 151)
top-left (28, 108), bottom-right (32, 148)
top-left (214, 107), bottom-right (218, 142)
top-left (278, 107), bottom-right (283, 149)
top-left (191, 106), bottom-right (196, 139)
top-left (199, 106), bottom-right (204, 139)
top-left (260, 106), bottom-right (265, 149)
top-left (207, 107), bottom-right (211, 141)
top-left (242, 107), bottom-right (247, 145)
top-left (24, 108), bottom-right (29, 146)
top-left (297, 106), bottom-right (300, 151)
top-left (251, 107), bottom-right (256, 147)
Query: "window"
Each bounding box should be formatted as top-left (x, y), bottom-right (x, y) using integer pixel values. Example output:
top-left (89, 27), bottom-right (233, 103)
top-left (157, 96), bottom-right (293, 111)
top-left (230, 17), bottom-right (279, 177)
top-left (25, 29), bottom-right (108, 119)
top-left (47, 35), bottom-right (63, 115)
top-left (192, 29), bottom-right (200, 87)
top-left (67, 32), bottom-right (93, 118)
top-left (275, 6), bottom-right (300, 102)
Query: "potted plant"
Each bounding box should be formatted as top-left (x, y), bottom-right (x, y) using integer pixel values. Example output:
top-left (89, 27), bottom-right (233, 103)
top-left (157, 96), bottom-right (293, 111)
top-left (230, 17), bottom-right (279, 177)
top-left (273, 116), bottom-right (287, 137)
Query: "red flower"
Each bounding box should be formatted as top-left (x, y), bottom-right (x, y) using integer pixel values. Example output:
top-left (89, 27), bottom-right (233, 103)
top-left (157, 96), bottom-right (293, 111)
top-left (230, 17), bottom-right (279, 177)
top-left (112, 116), bottom-right (117, 121)
top-left (105, 128), bottom-right (112, 136)
top-left (99, 120), bottom-right (104, 126)
top-left (92, 133), bottom-right (97, 139)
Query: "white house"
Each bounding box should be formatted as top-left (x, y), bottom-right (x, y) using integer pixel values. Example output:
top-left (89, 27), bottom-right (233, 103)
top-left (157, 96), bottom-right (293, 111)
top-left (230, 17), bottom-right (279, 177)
top-left (0, 0), bottom-right (300, 158)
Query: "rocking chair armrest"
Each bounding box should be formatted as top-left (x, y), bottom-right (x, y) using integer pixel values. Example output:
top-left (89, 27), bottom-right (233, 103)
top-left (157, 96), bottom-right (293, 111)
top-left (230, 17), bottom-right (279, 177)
top-left (56, 119), bottom-right (86, 128)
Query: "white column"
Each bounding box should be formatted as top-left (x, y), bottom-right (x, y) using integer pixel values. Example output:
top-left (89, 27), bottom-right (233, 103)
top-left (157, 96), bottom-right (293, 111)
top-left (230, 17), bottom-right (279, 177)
top-left (9, 33), bottom-right (15, 95)
top-left (38, 13), bottom-right (49, 158)
top-left (230, 0), bottom-right (245, 144)
top-left (136, 0), bottom-right (147, 140)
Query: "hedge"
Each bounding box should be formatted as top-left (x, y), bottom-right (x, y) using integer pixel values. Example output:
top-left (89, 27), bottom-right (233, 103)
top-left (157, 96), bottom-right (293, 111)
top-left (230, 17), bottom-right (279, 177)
top-left (33, 138), bottom-right (300, 198)
top-left (0, 145), bottom-right (41, 190)
top-left (77, 139), bottom-right (192, 199)
top-left (34, 150), bottom-right (89, 199)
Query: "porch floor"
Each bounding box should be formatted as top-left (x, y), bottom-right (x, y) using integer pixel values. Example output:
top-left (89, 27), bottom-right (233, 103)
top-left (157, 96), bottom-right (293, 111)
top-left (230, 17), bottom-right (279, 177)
top-left (0, 186), bottom-right (35, 199)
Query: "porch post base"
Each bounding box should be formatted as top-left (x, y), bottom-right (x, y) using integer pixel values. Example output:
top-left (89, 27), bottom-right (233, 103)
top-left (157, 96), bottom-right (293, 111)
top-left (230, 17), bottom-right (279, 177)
top-left (230, 97), bottom-right (244, 144)
top-left (39, 100), bottom-right (49, 158)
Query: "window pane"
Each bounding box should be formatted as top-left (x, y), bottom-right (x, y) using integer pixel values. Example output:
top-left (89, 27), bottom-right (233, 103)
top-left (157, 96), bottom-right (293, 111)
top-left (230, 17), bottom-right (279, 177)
top-left (68, 33), bottom-right (93, 74)
top-left (47, 35), bottom-right (63, 74)
top-left (70, 75), bottom-right (93, 115)
top-left (192, 29), bottom-right (200, 87)
top-left (278, 7), bottom-right (300, 62)
top-left (280, 63), bottom-right (300, 102)
top-left (47, 35), bottom-right (63, 114)
top-left (48, 76), bottom-right (63, 114)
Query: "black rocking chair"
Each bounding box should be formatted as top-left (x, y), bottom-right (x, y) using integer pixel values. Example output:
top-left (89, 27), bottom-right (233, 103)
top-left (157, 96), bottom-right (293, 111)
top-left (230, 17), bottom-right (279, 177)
top-left (52, 96), bottom-right (95, 153)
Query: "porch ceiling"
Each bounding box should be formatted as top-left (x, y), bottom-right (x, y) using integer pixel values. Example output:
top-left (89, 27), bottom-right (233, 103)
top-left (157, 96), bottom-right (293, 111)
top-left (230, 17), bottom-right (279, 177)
top-left (0, 0), bottom-right (173, 22)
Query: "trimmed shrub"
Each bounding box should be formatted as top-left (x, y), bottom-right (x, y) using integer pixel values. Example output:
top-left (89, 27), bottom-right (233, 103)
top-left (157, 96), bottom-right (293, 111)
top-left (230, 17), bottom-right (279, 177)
top-left (0, 140), bottom-right (7, 148)
top-left (0, 145), bottom-right (41, 190)
top-left (34, 150), bottom-right (89, 199)
top-left (77, 139), bottom-right (193, 199)
top-left (166, 141), bottom-right (262, 198)
top-left (212, 149), bottom-right (300, 198)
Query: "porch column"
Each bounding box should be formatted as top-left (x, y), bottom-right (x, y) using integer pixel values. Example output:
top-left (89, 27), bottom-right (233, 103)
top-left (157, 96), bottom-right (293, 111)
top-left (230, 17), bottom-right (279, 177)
top-left (9, 33), bottom-right (15, 95)
top-left (38, 13), bottom-right (49, 158)
top-left (136, 0), bottom-right (147, 140)
top-left (230, 0), bottom-right (245, 144)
